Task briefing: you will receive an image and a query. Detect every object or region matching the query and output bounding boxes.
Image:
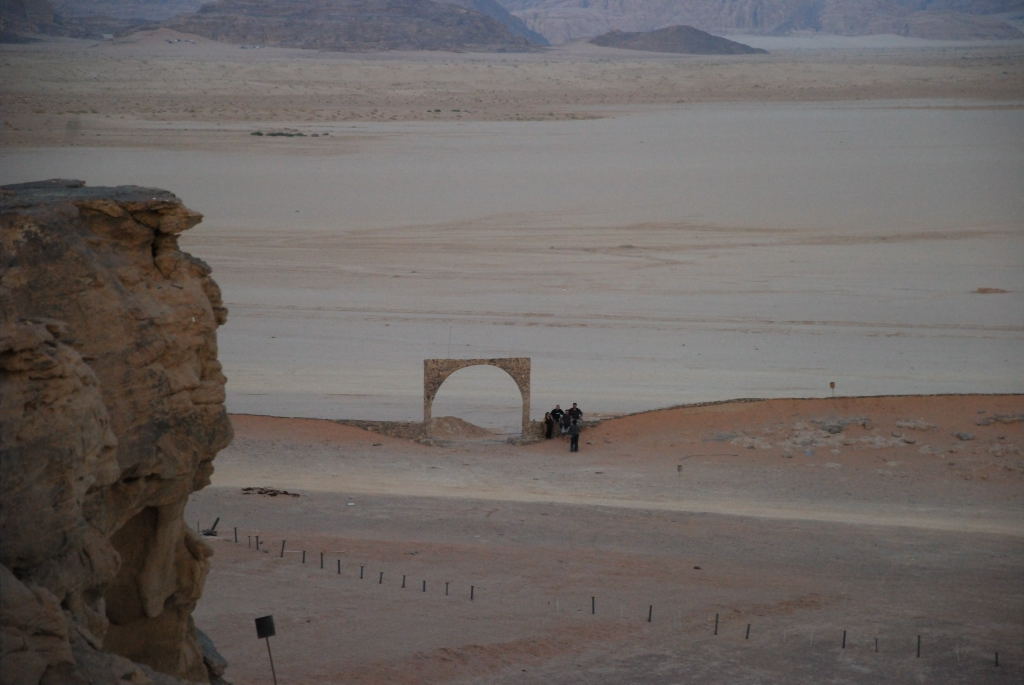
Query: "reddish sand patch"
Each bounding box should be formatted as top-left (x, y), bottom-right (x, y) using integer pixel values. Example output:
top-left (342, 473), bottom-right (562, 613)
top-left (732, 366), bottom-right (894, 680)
top-left (191, 395), bottom-right (1023, 684)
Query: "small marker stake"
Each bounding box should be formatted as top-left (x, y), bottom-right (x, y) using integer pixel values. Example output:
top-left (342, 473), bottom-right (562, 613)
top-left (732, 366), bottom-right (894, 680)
top-left (648, 605), bottom-right (653, 623)
top-left (302, 550), bottom-right (306, 564)
top-left (255, 535), bottom-right (260, 550)
top-left (445, 581), bottom-right (449, 596)
top-left (280, 540), bottom-right (286, 558)
top-left (402, 575), bottom-right (406, 588)
top-left (320, 552), bottom-right (324, 569)
top-left (248, 535), bottom-right (251, 548)
top-left (745, 624), bottom-right (751, 640)
top-left (875, 637), bottom-right (879, 653)
top-left (470, 585), bottom-right (475, 601)
top-left (592, 596), bottom-right (596, 615)
top-left (714, 613), bottom-right (719, 635)
top-left (422, 580), bottom-right (427, 592)
top-left (916, 635), bottom-right (921, 658)
top-left (378, 571), bottom-right (384, 584)
top-left (842, 630), bottom-right (847, 649)
top-left (995, 651), bottom-right (1000, 667)
top-left (234, 527), bottom-right (238, 543)
top-left (337, 560), bottom-right (341, 574)
top-left (360, 565), bottom-right (364, 579)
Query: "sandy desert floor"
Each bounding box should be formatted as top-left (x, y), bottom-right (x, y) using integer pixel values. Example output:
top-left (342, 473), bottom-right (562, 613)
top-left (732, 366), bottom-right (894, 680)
top-left (2, 32), bottom-right (1023, 429)
top-left (187, 395), bottom-right (1024, 684)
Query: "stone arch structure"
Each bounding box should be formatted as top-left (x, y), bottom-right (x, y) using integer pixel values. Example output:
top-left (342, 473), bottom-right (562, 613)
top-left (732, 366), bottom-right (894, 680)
top-left (424, 357), bottom-right (530, 436)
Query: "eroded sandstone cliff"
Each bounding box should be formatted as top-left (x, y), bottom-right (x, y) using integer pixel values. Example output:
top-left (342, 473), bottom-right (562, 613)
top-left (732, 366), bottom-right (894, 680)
top-left (0, 179), bottom-right (232, 684)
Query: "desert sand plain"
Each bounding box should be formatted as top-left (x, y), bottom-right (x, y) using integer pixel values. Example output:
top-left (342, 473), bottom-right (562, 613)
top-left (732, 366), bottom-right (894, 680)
top-left (2, 30), bottom-right (1024, 683)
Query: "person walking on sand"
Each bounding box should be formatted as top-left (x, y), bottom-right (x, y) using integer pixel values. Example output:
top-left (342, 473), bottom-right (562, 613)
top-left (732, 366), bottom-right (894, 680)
top-left (544, 411), bottom-right (554, 439)
top-left (567, 402), bottom-right (582, 422)
top-left (568, 418), bottom-right (581, 452)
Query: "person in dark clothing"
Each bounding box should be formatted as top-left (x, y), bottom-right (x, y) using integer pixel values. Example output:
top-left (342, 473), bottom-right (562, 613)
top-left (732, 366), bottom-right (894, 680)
top-left (544, 412), bottom-right (554, 439)
top-left (568, 419), bottom-right (581, 452)
top-left (550, 404), bottom-right (565, 434)
top-left (567, 402), bottom-right (582, 422)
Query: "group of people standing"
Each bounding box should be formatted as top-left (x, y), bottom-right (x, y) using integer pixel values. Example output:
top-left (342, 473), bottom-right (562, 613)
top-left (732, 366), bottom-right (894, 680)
top-left (544, 402), bottom-right (583, 451)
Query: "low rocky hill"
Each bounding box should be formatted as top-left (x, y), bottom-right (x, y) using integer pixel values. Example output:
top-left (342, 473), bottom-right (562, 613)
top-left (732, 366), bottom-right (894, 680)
top-left (591, 24), bottom-right (767, 54)
top-left (166, 0), bottom-right (539, 51)
top-left (499, 0), bottom-right (1024, 44)
top-left (1, 179), bottom-right (232, 684)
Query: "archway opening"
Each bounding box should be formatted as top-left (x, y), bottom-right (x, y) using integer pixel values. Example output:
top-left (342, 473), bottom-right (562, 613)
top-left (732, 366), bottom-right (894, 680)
top-left (429, 365), bottom-right (524, 438)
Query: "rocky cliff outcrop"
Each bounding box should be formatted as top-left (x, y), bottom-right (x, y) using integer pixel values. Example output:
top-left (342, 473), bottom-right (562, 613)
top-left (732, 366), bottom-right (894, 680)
top-left (441, 0), bottom-right (549, 45)
top-left (591, 25), bottom-right (767, 54)
top-left (168, 0), bottom-right (539, 52)
top-left (0, 179), bottom-right (232, 685)
top-left (499, 0), bottom-right (1024, 44)
top-left (0, 0), bottom-right (60, 39)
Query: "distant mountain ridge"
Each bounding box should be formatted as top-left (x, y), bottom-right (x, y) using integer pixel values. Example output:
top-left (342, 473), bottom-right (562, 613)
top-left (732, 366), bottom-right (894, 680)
top-left (167, 0), bottom-right (540, 51)
top-left (41, 0), bottom-right (548, 45)
top-left (591, 25), bottom-right (768, 54)
top-left (497, 0), bottom-right (1024, 43)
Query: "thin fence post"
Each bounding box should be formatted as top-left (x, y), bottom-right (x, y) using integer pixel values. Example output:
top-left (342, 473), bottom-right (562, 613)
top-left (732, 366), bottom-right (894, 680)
top-left (592, 596), bottom-right (596, 615)
top-left (248, 535), bottom-right (251, 549)
top-left (714, 613), bottom-right (719, 635)
top-left (302, 550), bottom-right (306, 564)
top-left (255, 535), bottom-right (260, 551)
top-left (320, 552), bottom-right (324, 569)
top-left (917, 635), bottom-right (921, 658)
top-left (337, 560), bottom-right (341, 574)
top-left (379, 571), bottom-right (384, 584)
top-left (842, 630), bottom-right (847, 649)
top-left (234, 527), bottom-right (238, 543)
top-left (280, 540), bottom-right (286, 558)
top-left (402, 575), bottom-right (406, 589)
top-left (422, 580), bottom-right (427, 592)
top-left (648, 605), bottom-right (653, 623)
top-left (360, 565), bottom-right (364, 579)
top-left (470, 585), bottom-right (475, 601)
top-left (875, 637), bottom-right (879, 653)
top-left (445, 581), bottom-right (449, 596)
top-left (745, 624), bottom-right (751, 640)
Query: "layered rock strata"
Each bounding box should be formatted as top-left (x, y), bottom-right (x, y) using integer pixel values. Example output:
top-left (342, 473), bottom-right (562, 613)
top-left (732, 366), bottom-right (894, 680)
top-left (0, 179), bottom-right (232, 684)
top-left (501, 0), bottom-right (1024, 44)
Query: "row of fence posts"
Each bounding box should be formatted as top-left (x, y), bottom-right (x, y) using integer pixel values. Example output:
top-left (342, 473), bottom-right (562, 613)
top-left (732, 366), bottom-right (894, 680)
top-left (212, 522), bottom-right (1006, 668)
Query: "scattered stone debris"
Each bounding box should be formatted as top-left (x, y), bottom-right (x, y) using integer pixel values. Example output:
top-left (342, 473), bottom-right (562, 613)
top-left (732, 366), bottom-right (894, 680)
top-left (811, 416), bottom-right (870, 434)
top-left (242, 486), bottom-right (300, 497)
top-left (975, 413), bottom-right (1024, 426)
top-left (954, 432), bottom-right (976, 441)
top-left (895, 419), bottom-right (937, 431)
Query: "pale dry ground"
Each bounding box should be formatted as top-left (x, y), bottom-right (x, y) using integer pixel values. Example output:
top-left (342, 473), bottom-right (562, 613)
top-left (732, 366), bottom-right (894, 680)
top-left (187, 395), bottom-right (1024, 684)
top-left (2, 30), bottom-right (1023, 427)
top-left (2, 29), bottom-right (1024, 148)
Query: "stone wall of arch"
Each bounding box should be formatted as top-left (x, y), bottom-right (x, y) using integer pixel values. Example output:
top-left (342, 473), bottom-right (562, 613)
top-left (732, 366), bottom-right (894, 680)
top-left (423, 358), bottom-right (531, 436)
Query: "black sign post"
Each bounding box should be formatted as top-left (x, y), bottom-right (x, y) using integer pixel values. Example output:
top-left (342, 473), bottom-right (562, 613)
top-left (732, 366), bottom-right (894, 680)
top-left (255, 615), bottom-right (278, 684)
